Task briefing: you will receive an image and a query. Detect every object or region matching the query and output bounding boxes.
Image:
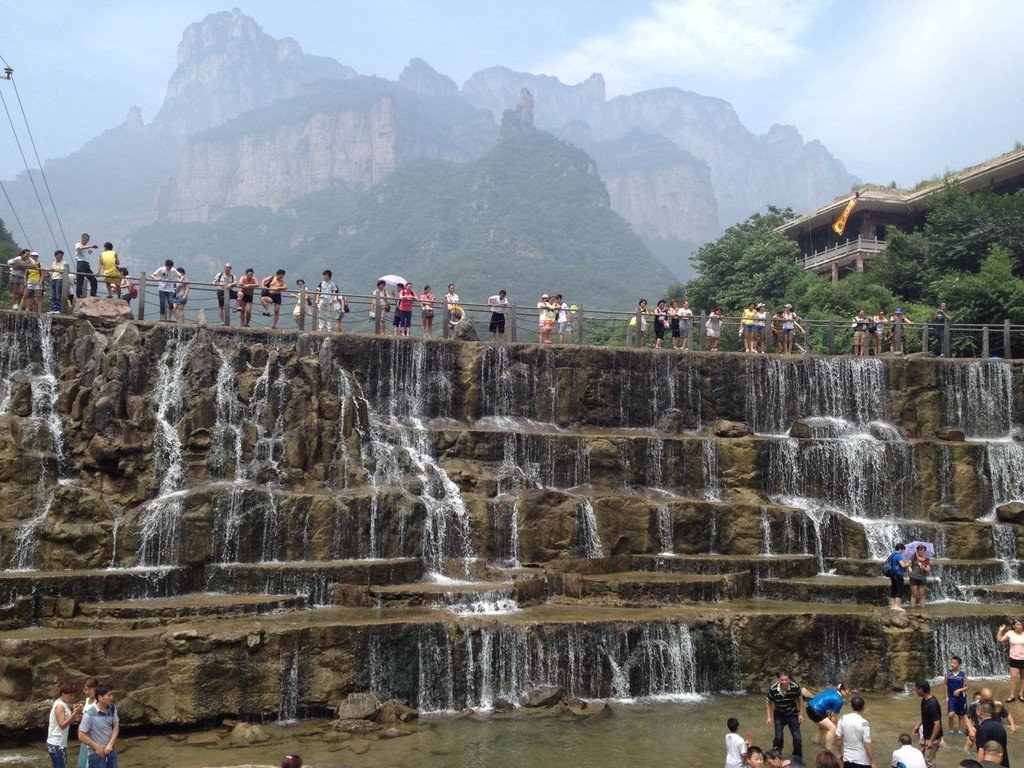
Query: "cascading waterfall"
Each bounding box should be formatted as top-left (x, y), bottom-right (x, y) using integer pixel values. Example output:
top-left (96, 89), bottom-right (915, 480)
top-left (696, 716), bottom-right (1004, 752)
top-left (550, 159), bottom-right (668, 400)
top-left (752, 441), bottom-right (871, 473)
top-left (940, 361), bottom-right (1015, 439)
top-left (4, 316), bottom-right (69, 570)
top-left (932, 618), bottom-right (1006, 678)
top-left (700, 439), bottom-right (724, 502)
top-left (981, 442), bottom-right (1024, 513)
top-left (368, 620), bottom-right (730, 712)
top-left (991, 524), bottom-right (1021, 582)
top-left (573, 498), bottom-right (603, 558)
top-left (502, 432), bottom-right (590, 490)
top-left (821, 620), bottom-right (854, 683)
top-left (491, 436), bottom-right (522, 567)
top-left (278, 635), bottom-right (302, 722)
top-left (137, 329), bottom-right (195, 566)
top-left (655, 505), bottom-right (674, 555)
top-left (208, 345), bottom-right (288, 564)
top-left (747, 356), bottom-right (890, 436)
top-left (361, 341), bottom-right (473, 572)
top-left (759, 508), bottom-right (774, 556)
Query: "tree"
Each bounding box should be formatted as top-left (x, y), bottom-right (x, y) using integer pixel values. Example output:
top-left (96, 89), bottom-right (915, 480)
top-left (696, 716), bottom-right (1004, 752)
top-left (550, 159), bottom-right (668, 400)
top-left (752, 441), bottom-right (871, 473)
top-left (683, 206), bottom-right (801, 312)
top-left (0, 218), bottom-right (21, 299)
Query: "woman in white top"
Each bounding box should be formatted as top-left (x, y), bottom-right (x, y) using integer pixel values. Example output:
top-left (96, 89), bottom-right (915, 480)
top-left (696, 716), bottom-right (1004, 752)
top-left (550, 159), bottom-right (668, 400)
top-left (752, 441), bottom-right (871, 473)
top-left (998, 620), bottom-right (1024, 702)
top-left (46, 681), bottom-right (83, 768)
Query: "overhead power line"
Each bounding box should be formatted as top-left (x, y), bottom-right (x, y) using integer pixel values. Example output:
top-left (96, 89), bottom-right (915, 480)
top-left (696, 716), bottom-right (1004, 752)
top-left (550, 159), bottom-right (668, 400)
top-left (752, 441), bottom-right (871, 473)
top-left (0, 177), bottom-right (31, 250)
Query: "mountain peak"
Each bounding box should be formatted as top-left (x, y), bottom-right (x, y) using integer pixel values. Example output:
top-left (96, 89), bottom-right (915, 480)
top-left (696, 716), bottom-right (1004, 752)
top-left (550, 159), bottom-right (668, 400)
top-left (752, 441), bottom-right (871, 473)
top-left (398, 58), bottom-right (458, 97)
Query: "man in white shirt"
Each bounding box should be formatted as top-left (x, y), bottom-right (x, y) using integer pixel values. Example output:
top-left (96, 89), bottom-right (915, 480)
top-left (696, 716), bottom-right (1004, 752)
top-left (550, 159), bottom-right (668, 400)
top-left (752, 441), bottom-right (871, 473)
top-left (488, 289), bottom-right (509, 342)
top-left (836, 695), bottom-right (875, 768)
top-left (555, 294), bottom-right (571, 344)
top-left (74, 233), bottom-right (99, 298)
top-left (149, 259), bottom-right (182, 321)
top-left (891, 732), bottom-right (926, 768)
top-left (316, 269), bottom-right (342, 332)
top-left (48, 250), bottom-right (69, 313)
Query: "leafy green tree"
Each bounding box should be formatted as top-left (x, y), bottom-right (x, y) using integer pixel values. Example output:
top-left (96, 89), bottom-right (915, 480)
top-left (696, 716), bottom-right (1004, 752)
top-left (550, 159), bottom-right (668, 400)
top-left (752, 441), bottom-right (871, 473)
top-left (684, 206), bottom-right (800, 312)
top-left (0, 218), bottom-right (21, 301)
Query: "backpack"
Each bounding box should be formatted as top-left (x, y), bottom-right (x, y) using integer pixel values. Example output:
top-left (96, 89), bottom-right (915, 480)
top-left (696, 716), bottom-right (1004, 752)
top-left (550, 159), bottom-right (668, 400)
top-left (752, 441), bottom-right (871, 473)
top-left (129, 282), bottom-right (139, 300)
top-left (883, 555), bottom-right (897, 577)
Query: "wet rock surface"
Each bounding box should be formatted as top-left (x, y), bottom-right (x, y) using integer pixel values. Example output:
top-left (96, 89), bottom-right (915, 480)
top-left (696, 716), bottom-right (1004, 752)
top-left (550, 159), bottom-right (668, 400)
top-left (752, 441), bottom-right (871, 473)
top-left (0, 313), bottom-right (1022, 735)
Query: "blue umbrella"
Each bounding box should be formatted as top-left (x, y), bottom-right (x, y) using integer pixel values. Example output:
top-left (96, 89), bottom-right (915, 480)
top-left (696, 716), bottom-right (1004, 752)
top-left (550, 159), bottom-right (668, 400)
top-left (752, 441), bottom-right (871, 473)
top-left (904, 540), bottom-right (935, 559)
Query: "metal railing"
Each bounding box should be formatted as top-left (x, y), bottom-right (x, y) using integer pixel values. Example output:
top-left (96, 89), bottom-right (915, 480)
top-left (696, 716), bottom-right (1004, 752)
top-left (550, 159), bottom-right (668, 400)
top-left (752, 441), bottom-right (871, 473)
top-left (801, 236), bottom-right (887, 269)
top-left (0, 262), bottom-right (1021, 358)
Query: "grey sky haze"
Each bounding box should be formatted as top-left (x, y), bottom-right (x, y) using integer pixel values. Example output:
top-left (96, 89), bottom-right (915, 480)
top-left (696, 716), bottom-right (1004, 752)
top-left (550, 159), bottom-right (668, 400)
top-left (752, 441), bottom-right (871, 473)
top-left (2, 0), bottom-right (1022, 193)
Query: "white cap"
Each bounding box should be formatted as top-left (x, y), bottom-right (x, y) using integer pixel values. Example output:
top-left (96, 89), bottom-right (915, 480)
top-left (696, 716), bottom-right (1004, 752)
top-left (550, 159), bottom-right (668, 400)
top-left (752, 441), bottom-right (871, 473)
top-left (29, 251), bottom-right (39, 256)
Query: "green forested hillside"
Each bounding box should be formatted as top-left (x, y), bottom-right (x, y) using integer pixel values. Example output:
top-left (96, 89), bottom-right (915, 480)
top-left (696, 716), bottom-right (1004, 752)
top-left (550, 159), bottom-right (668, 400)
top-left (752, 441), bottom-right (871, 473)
top-left (128, 130), bottom-right (672, 308)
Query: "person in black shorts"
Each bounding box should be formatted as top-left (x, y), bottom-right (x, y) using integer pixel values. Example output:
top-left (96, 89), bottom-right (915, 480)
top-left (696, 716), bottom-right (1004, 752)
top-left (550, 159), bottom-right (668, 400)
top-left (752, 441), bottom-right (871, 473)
top-left (488, 289), bottom-right (509, 341)
top-left (669, 299), bottom-right (682, 349)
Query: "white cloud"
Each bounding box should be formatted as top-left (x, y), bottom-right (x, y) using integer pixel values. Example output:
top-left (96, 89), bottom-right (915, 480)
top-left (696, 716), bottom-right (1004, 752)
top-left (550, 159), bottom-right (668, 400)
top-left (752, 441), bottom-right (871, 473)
top-left (784, 0), bottom-right (1024, 185)
top-left (536, 0), bottom-right (828, 94)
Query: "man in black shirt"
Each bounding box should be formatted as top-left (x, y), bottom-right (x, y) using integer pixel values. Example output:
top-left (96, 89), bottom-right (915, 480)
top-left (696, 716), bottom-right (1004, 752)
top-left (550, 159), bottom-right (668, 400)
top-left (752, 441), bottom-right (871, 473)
top-left (976, 702), bottom-right (1010, 767)
top-left (765, 669), bottom-right (803, 761)
top-left (916, 680), bottom-right (942, 767)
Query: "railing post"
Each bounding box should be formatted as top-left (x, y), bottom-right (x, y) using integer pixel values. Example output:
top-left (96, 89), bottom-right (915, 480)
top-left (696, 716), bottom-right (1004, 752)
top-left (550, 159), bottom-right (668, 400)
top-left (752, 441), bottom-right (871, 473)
top-left (60, 272), bottom-right (70, 314)
top-left (699, 311), bottom-right (707, 351)
top-left (573, 304), bottom-right (581, 345)
top-left (137, 274), bottom-right (146, 321)
top-left (943, 318), bottom-right (951, 358)
top-left (982, 326), bottom-right (990, 359)
top-left (508, 303), bottom-right (517, 343)
top-left (223, 287), bottom-right (231, 327)
top-left (634, 309), bottom-right (643, 348)
top-left (298, 288), bottom-right (307, 331)
top-left (894, 317), bottom-right (903, 354)
top-left (921, 324), bottom-right (929, 355)
top-left (311, 295), bottom-right (319, 331)
top-left (828, 316), bottom-right (836, 355)
top-left (1005, 319), bottom-right (1013, 359)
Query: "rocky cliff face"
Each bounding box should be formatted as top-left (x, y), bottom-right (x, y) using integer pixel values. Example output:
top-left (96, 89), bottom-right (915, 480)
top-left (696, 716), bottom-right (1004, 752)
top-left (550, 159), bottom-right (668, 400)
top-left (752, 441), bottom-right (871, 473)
top-left (154, 9), bottom-right (356, 141)
top-left (463, 71), bottom-right (858, 231)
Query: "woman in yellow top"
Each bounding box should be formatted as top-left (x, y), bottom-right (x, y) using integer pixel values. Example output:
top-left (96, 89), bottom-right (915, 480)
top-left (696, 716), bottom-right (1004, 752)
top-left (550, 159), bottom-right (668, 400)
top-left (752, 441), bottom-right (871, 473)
top-left (98, 242), bottom-right (120, 298)
top-left (741, 301), bottom-right (758, 353)
top-left (21, 252), bottom-right (44, 313)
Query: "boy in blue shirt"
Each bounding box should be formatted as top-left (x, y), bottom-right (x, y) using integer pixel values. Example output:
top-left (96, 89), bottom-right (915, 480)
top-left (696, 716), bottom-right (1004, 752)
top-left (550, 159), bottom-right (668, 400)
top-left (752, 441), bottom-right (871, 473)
top-left (946, 656), bottom-right (968, 736)
top-left (888, 543), bottom-right (910, 612)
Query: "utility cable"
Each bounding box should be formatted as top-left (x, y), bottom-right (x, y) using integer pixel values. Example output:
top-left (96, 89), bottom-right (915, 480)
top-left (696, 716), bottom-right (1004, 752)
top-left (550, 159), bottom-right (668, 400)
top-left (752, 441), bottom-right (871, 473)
top-left (0, 176), bottom-right (31, 250)
top-left (0, 86), bottom-right (58, 250)
top-left (7, 72), bottom-right (71, 253)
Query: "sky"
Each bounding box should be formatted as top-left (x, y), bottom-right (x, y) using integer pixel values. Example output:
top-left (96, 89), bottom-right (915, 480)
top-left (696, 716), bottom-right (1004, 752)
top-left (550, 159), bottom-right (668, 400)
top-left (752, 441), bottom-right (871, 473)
top-left (1, 0), bottom-right (1022, 188)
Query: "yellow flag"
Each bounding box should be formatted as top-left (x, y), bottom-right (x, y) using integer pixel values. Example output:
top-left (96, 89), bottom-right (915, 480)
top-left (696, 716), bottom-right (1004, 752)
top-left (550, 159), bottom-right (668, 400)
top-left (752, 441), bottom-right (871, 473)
top-left (832, 194), bottom-right (858, 236)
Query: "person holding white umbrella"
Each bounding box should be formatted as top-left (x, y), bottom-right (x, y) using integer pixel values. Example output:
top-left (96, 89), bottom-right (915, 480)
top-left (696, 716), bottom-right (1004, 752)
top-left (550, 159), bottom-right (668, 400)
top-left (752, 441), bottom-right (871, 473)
top-left (906, 541), bottom-right (933, 609)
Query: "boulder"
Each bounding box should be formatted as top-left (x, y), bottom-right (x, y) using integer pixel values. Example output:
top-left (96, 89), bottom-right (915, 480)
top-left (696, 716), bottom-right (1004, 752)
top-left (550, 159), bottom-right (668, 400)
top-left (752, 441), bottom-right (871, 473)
top-left (520, 685), bottom-right (565, 708)
top-left (330, 718), bottom-right (381, 734)
top-left (788, 420), bottom-right (813, 440)
top-left (451, 319), bottom-right (479, 342)
top-left (711, 420), bottom-right (748, 438)
top-left (934, 427), bottom-right (966, 442)
top-left (375, 699), bottom-right (418, 723)
top-left (997, 502), bottom-right (1024, 525)
top-left (72, 297), bottom-right (134, 324)
top-left (227, 722), bottom-right (270, 746)
top-left (335, 692), bottom-right (380, 721)
top-left (492, 698), bottom-right (516, 713)
top-left (380, 726), bottom-right (412, 739)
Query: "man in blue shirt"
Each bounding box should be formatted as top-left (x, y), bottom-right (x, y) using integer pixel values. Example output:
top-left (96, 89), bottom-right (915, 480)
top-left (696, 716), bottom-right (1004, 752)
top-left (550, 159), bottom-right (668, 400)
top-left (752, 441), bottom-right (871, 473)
top-left (78, 684), bottom-right (119, 767)
top-left (888, 543), bottom-right (910, 612)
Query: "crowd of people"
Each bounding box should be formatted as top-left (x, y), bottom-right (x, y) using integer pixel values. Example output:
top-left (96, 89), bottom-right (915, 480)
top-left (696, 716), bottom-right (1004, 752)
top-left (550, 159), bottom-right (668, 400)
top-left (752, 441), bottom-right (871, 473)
top-left (740, 661), bottom-right (1016, 768)
top-left (3, 242), bottom-right (958, 357)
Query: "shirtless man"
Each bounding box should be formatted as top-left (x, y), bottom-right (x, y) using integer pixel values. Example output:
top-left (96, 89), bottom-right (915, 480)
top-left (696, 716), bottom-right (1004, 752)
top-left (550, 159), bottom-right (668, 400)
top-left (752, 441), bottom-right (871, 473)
top-left (260, 269), bottom-right (288, 329)
top-left (237, 268), bottom-right (259, 327)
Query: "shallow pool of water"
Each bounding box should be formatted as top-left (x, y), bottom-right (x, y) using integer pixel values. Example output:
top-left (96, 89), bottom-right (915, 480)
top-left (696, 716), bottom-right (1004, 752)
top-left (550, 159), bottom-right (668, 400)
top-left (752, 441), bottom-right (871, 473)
top-left (0, 690), bottom-right (1009, 767)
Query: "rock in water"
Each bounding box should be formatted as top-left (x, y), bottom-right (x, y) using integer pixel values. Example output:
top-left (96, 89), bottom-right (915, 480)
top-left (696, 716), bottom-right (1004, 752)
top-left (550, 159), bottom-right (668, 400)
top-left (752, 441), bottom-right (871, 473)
top-left (712, 420), bottom-right (748, 438)
top-left (451, 319), bottom-right (479, 342)
top-left (934, 427), bottom-right (966, 442)
top-left (335, 691), bottom-right (381, 720)
top-left (520, 685), bottom-right (565, 708)
top-left (997, 501), bottom-right (1024, 524)
top-left (72, 297), bottom-right (134, 324)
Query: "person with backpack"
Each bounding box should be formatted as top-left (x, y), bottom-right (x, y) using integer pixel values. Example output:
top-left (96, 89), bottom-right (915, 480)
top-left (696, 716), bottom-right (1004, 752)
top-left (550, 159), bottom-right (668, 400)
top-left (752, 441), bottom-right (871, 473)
top-left (886, 543), bottom-right (911, 611)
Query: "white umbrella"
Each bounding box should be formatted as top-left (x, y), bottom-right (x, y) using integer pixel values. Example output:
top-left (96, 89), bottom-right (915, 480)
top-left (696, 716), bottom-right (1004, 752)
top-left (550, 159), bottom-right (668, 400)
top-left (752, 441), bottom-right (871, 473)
top-left (378, 274), bottom-right (408, 286)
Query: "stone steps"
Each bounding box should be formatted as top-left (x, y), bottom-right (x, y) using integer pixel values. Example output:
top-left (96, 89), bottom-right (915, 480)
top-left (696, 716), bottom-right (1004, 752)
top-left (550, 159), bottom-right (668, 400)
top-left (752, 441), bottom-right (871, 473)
top-left (757, 575), bottom-right (891, 605)
top-left (830, 558), bottom-right (1006, 580)
top-left (204, 558), bottom-right (423, 605)
top-left (579, 570), bottom-right (752, 604)
top-left (63, 593), bottom-right (308, 628)
top-left (0, 565), bottom-right (204, 605)
top-left (368, 581), bottom-right (518, 613)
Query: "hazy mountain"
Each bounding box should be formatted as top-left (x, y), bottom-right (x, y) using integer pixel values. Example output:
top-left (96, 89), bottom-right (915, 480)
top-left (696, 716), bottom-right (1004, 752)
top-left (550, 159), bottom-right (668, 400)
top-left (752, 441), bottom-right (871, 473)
top-left (0, 9), bottom-right (858, 287)
top-left (129, 129), bottom-right (671, 308)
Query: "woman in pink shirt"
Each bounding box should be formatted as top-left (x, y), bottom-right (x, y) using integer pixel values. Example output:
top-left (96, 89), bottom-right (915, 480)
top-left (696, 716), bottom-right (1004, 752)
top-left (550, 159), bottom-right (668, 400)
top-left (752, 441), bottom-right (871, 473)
top-left (998, 620), bottom-right (1024, 701)
top-left (395, 282), bottom-right (416, 337)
